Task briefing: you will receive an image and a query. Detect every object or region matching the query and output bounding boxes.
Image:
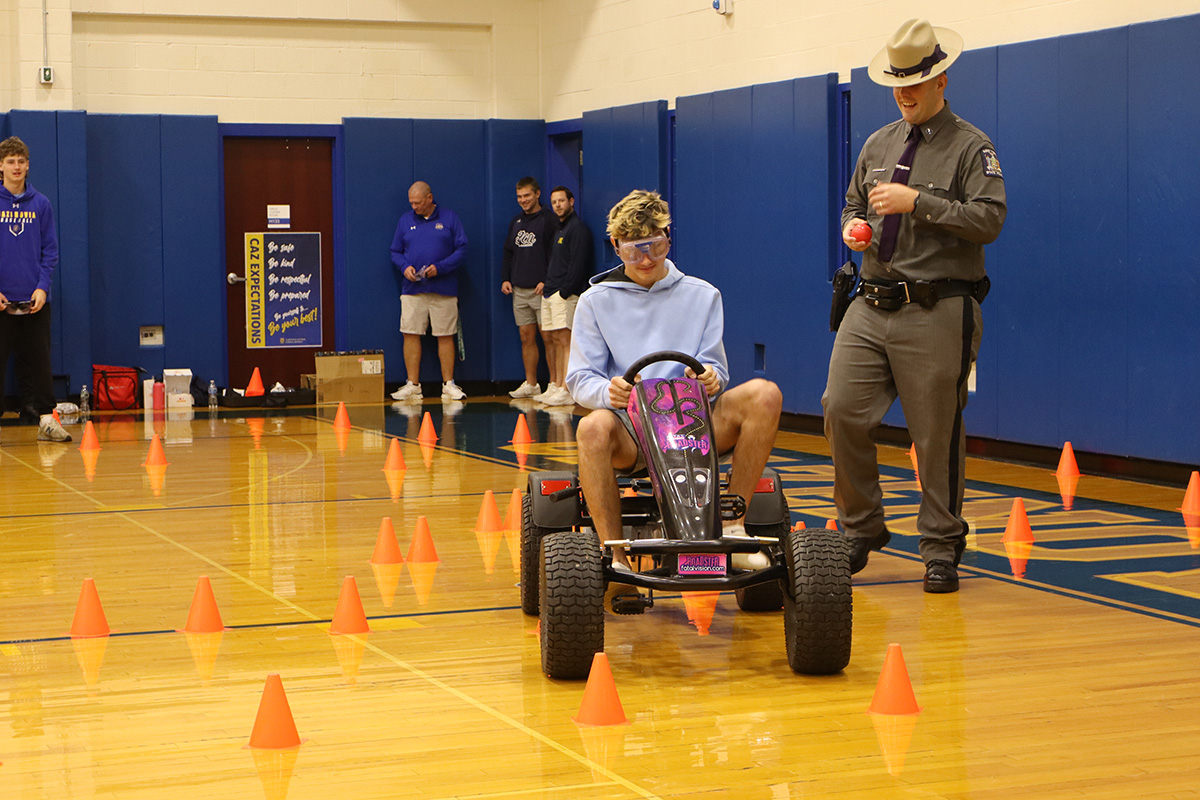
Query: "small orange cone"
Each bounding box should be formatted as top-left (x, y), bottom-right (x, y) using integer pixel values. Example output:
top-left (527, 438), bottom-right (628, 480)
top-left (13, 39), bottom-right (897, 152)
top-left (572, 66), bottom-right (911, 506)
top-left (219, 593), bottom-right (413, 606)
top-left (79, 420), bottom-right (101, 451)
top-left (1180, 471), bottom-right (1200, 549)
top-left (622, 486), bottom-right (637, 498)
top-left (511, 415), bottom-right (533, 444)
top-left (909, 444), bottom-right (921, 491)
top-left (475, 490), bottom-right (503, 533)
top-left (329, 576), bottom-right (370, 635)
top-left (333, 402), bottom-right (351, 430)
top-left (245, 367), bottom-right (265, 397)
top-left (1002, 498), bottom-right (1035, 543)
top-left (370, 517), bottom-right (405, 565)
top-left (825, 518), bottom-right (839, 531)
top-left (1057, 442), bottom-right (1081, 509)
top-left (791, 520), bottom-right (807, 532)
top-left (572, 652), bottom-right (628, 726)
top-left (382, 438), bottom-right (406, 471)
top-left (142, 433), bottom-right (168, 466)
top-left (70, 578), bottom-right (112, 638)
top-left (503, 489), bottom-right (522, 533)
top-left (247, 673), bottom-right (304, 749)
top-left (417, 412), bottom-right (438, 444)
top-left (53, 408), bottom-right (62, 425)
top-left (868, 643), bottom-right (921, 715)
top-left (178, 576), bottom-right (226, 633)
top-left (407, 516), bottom-right (439, 563)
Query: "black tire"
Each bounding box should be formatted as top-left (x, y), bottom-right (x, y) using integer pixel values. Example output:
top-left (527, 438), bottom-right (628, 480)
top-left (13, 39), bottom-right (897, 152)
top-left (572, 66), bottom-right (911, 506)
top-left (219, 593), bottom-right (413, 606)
top-left (783, 528), bottom-right (852, 674)
top-left (540, 531), bottom-right (605, 679)
top-left (520, 492), bottom-right (548, 616)
top-left (737, 507), bottom-right (791, 612)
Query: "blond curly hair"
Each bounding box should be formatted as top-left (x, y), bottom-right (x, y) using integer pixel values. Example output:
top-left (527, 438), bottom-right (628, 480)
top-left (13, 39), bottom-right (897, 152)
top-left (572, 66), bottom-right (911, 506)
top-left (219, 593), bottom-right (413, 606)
top-left (606, 189), bottom-right (671, 240)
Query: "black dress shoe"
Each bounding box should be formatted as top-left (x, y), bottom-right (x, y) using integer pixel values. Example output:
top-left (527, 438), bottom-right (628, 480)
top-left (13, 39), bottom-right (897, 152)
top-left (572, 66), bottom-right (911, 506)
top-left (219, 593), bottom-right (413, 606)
top-left (848, 529), bottom-right (891, 574)
top-left (923, 560), bottom-right (959, 593)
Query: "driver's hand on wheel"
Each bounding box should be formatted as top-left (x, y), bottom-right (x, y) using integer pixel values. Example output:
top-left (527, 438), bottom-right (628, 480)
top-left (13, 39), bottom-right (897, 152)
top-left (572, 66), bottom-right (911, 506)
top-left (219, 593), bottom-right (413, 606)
top-left (685, 365), bottom-right (721, 397)
top-left (609, 376), bottom-right (633, 409)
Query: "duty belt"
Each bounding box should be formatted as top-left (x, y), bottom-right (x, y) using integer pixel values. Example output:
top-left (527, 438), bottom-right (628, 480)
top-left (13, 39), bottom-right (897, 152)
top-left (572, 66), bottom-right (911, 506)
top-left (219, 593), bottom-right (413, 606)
top-left (858, 275), bottom-right (990, 311)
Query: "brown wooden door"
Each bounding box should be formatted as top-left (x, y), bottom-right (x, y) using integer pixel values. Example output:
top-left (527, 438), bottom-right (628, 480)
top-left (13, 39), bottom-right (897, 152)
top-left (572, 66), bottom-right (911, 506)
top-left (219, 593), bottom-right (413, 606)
top-left (223, 137), bottom-right (335, 389)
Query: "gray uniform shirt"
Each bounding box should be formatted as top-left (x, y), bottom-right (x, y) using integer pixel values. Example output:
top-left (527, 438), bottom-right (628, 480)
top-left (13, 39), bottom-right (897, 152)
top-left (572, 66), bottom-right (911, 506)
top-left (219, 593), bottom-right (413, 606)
top-left (843, 102), bottom-right (1006, 283)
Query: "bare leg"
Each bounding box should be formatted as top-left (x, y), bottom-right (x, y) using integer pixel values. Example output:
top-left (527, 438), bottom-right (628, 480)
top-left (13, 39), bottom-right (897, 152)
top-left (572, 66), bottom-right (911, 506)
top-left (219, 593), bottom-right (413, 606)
top-left (403, 334), bottom-right (422, 384)
top-left (711, 379), bottom-right (783, 523)
top-left (518, 323), bottom-right (541, 386)
top-left (436, 335), bottom-right (456, 383)
top-left (556, 330), bottom-right (572, 389)
top-left (575, 409), bottom-right (639, 565)
top-left (543, 330), bottom-right (562, 386)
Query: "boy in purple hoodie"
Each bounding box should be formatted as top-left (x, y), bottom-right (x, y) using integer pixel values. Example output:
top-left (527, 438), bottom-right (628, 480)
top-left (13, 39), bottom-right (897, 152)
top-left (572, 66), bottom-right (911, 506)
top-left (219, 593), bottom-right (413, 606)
top-left (0, 136), bottom-right (70, 442)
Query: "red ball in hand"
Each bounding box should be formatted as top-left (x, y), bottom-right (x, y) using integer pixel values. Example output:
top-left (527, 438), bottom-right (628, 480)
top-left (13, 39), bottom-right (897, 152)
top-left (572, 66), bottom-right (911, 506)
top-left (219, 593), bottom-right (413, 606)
top-left (849, 223), bottom-right (872, 244)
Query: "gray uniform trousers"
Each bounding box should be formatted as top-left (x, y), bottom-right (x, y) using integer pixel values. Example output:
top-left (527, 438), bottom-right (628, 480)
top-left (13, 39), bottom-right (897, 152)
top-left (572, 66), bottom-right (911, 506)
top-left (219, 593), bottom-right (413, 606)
top-left (822, 294), bottom-right (982, 565)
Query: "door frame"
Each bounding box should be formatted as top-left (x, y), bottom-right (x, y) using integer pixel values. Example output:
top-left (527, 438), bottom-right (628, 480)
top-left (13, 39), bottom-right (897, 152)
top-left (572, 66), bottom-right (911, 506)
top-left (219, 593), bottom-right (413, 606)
top-left (217, 123), bottom-right (347, 383)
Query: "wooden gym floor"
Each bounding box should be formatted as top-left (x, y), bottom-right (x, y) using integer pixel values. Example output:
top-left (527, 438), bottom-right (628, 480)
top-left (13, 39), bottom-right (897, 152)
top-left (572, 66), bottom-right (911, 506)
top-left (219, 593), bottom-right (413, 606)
top-left (1, 399), bottom-right (1198, 799)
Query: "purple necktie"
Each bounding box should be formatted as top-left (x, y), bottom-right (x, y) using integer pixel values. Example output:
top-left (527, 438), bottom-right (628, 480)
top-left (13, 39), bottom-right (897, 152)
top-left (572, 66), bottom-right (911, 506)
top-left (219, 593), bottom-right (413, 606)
top-left (877, 126), bottom-right (920, 263)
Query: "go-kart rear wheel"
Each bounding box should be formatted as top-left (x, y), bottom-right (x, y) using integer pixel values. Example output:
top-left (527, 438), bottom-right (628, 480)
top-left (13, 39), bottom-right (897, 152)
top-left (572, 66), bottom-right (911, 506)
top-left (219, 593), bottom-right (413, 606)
top-left (520, 492), bottom-right (549, 615)
top-left (540, 531), bottom-right (605, 679)
top-left (783, 528), bottom-right (852, 674)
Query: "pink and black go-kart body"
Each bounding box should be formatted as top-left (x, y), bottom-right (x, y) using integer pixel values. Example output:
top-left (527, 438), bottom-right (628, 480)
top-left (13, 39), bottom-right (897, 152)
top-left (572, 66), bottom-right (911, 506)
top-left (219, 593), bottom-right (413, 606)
top-left (522, 351), bottom-right (853, 680)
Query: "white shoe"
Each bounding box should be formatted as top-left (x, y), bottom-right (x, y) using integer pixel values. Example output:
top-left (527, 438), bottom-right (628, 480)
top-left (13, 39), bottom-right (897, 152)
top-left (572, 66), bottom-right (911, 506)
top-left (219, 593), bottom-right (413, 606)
top-left (509, 381), bottom-right (540, 398)
top-left (731, 551), bottom-right (771, 571)
top-left (441, 381), bottom-right (466, 400)
top-left (541, 385), bottom-right (575, 406)
top-left (532, 383), bottom-right (559, 402)
top-left (391, 382), bottom-right (422, 401)
top-left (38, 415), bottom-right (72, 442)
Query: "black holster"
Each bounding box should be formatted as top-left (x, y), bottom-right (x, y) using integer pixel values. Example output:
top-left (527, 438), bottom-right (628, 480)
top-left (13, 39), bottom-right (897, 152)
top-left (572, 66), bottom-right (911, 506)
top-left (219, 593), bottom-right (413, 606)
top-left (830, 261), bottom-right (859, 332)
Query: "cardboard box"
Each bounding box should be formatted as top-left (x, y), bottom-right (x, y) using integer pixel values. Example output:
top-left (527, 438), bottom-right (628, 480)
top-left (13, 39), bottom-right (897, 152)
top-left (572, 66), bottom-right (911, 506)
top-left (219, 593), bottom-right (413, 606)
top-left (163, 368), bottom-right (192, 397)
top-left (300, 374), bottom-right (317, 390)
top-left (314, 351), bottom-right (384, 404)
top-left (167, 392), bottom-right (194, 408)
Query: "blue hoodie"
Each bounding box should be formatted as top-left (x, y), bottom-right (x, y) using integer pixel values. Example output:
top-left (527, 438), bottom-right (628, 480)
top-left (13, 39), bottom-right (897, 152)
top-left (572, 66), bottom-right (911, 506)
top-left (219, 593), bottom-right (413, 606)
top-left (566, 259), bottom-right (730, 410)
top-left (0, 182), bottom-right (58, 302)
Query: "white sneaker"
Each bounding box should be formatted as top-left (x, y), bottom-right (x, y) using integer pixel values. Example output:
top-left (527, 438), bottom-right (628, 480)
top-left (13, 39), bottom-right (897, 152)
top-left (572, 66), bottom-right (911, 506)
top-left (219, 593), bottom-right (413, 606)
top-left (509, 381), bottom-right (540, 398)
top-left (441, 381), bottom-right (466, 400)
top-left (731, 551), bottom-right (771, 570)
top-left (541, 385), bottom-right (575, 406)
top-left (38, 414), bottom-right (72, 442)
top-left (391, 382), bottom-right (422, 401)
top-left (532, 382), bottom-right (559, 402)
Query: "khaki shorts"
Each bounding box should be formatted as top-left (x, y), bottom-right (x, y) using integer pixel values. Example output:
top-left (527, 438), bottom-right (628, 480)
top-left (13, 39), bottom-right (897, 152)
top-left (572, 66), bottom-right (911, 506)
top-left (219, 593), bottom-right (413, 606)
top-left (540, 293), bottom-right (579, 331)
top-left (512, 286), bottom-right (542, 327)
top-left (401, 293), bottom-right (458, 337)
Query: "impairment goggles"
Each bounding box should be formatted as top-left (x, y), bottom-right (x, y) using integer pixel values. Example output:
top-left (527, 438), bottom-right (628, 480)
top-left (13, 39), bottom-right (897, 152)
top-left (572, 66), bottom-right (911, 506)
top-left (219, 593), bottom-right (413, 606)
top-left (616, 235), bottom-right (670, 264)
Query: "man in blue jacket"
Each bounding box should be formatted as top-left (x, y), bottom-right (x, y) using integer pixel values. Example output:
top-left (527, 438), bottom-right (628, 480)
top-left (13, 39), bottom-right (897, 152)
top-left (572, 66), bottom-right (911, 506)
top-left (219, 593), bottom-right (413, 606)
top-left (0, 136), bottom-right (70, 443)
top-left (566, 190), bottom-right (782, 602)
top-left (534, 186), bottom-right (593, 407)
top-left (389, 181), bottom-right (469, 401)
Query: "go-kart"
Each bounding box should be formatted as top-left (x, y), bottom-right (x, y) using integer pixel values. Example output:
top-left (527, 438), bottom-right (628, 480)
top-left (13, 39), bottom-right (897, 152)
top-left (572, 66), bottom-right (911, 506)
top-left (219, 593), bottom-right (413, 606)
top-left (520, 351), bottom-right (852, 679)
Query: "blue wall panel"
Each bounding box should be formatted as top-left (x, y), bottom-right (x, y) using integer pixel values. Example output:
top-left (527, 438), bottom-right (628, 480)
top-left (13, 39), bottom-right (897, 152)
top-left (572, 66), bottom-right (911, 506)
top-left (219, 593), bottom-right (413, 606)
top-left (160, 115), bottom-right (223, 384)
top-left (86, 115), bottom-right (165, 376)
top-left (1127, 16), bottom-right (1200, 463)
top-left (53, 111), bottom-right (92, 395)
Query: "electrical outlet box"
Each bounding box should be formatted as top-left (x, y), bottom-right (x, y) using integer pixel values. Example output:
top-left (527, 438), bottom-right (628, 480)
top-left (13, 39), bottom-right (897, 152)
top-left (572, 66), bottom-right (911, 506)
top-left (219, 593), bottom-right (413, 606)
top-left (140, 325), bottom-right (164, 347)
top-left (712, 0), bottom-right (730, 14)
top-left (39, 66), bottom-right (54, 85)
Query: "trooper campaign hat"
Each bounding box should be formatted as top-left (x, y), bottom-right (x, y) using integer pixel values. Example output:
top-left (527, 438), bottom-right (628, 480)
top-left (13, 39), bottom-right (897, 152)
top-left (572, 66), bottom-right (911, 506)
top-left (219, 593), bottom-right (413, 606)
top-left (868, 18), bottom-right (963, 87)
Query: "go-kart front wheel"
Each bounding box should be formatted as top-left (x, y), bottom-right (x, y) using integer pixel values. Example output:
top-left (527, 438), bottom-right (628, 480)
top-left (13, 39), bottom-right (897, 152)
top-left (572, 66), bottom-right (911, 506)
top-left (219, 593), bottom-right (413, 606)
top-left (540, 531), bottom-right (605, 679)
top-left (783, 528), bottom-right (852, 674)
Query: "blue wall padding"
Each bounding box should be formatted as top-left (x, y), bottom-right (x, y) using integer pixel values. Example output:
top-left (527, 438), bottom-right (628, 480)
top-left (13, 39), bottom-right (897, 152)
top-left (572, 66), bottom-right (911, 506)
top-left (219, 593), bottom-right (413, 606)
top-left (581, 101), bottom-right (670, 273)
top-left (675, 75), bottom-right (838, 414)
top-left (160, 115), bottom-right (224, 384)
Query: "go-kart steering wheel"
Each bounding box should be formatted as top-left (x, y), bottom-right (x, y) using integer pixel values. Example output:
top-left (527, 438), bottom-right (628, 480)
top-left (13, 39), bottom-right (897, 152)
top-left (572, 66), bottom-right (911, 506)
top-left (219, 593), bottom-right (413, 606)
top-left (621, 351), bottom-right (706, 386)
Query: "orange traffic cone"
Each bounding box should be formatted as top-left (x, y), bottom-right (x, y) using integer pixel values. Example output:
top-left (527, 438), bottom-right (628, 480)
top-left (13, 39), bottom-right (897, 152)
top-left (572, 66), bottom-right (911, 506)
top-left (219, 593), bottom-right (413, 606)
top-left (333, 402), bottom-right (351, 430)
top-left (245, 367), bottom-right (265, 397)
top-left (371, 517), bottom-right (405, 565)
top-left (80, 420), bottom-right (101, 451)
top-left (142, 433), bottom-right (168, 466)
top-left (1002, 498), bottom-right (1035, 543)
top-left (790, 520), bottom-right (807, 532)
top-left (247, 673), bottom-right (304, 749)
top-left (868, 643), bottom-right (921, 715)
top-left (909, 444), bottom-right (921, 491)
top-left (407, 516), bottom-right (439, 563)
top-left (622, 486), bottom-right (637, 498)
top-left (52, 408), bottom-right (62, 425)
top-left (70, 578), bottom-right (112, 638)
top-left (1057, 442), bottom-right (1080, 510)
top-left (1180, 471), bottom-right (1200, 549)
top-left (417, 412), bottom-right (438, 444)
top-left (178, 576), bottom-right (227, 633)
top-left (573, 652), bottom-right (628, 726)
top-left (475, 490), bottom-right (502, 533)
top-left (503, 489), bottom-right (522, 533)
top-left (511, 415), bottom-right (533, 444)
top-left (382, 437), bottom-right (406, 471)
top-left (329, 576), bottom-right (370, 635)
top-left (825, 518), bottom-right (839, 531)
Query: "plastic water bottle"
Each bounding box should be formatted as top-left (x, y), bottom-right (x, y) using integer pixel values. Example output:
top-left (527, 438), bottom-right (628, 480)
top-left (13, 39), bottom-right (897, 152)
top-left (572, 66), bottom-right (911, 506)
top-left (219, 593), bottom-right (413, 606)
top-left (208, 379), bottom-right (219, 411)
top-left (79, 384), bottom-right (90, 417)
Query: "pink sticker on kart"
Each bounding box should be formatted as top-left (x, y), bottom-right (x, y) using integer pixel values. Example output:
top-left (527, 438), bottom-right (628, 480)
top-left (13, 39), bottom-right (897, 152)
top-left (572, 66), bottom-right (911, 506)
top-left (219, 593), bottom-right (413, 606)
top-left (631, 377), bottom-right (713, 455)
top-left (677, 553), bottom-right (727, 576)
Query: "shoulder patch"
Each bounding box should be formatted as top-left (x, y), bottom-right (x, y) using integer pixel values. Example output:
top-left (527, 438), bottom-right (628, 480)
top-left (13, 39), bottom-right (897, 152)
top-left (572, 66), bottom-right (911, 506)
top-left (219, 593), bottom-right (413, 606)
top-left (981, 148), bottom-right (1003, 179)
